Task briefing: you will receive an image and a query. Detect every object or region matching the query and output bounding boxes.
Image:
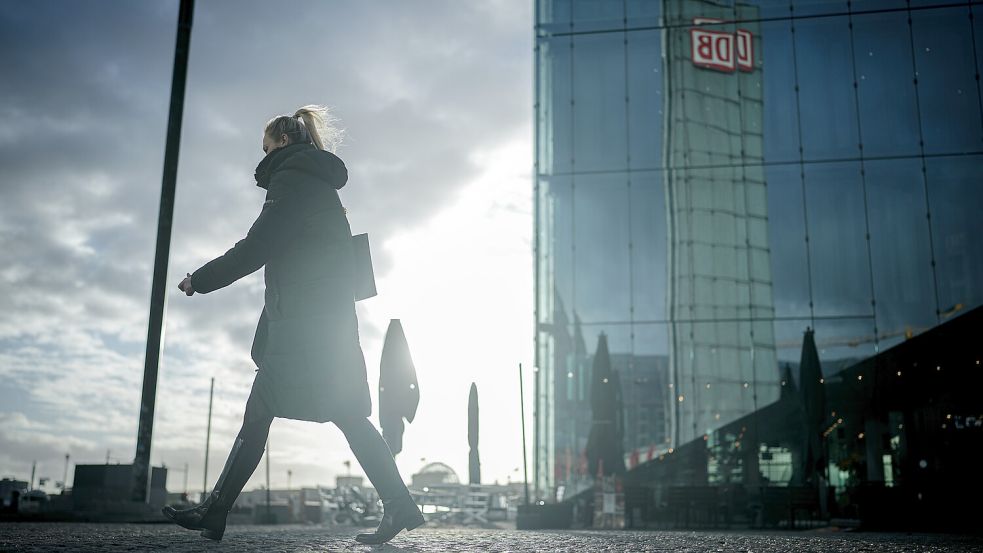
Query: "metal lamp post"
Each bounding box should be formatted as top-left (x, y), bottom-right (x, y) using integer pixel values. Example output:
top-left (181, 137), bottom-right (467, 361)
top-left (131, 0), bottom-right (194, 503)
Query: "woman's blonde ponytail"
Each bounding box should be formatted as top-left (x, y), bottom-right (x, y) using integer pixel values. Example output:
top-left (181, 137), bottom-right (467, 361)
top-left (293, 105), bottom-right (344, 153)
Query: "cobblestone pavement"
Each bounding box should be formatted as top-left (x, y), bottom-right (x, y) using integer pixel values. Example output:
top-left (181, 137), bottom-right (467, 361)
top-left (2, 523), bottom-right (982, 552)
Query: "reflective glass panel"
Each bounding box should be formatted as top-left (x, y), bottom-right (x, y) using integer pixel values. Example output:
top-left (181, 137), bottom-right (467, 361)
top-left (666, 165), bottom-right (771, 323)
top-left (976, 3), bottom-right (983, 93)
top-left (926, 155), bottom-right (983, 316)
top-left (548, 175), bottom-right (575, 315)
top-left (751, 1), bottom-right (793, 20)
top-left (624, 324), bottom-right (671, 450)
top-left (572, 32), bottom-right (628, 172)
top-left (537, 0), bottom-right (573, 34)
top-left (803, 161), bottom-right (874, 318)
top-left (759, 18), bottom-right (802, 164)
top-left (669, 319), bottom-right (779, 442)
top-left (626, 30), bottom-right (664, 171)
top-left (626, 0), bottom-right (662, 28)
top-left (573, 175), bottom-right (632, 323)
top-left (540, 37), bottom-right (573, 175)
top-left (852, 10), bottom-right (921, 158)
top-left (794, 15), bottom-right (862, 161)
top-left (911, 6), bottom-right (983, 154)
top-left (864, 158), bottom-right (938, 347)
top-left (571, 0), bottom-right (625, 33)
top-left (662, 0), bottom-right (731, 27)
top-left (765, 163), bottom-right (812, 319)
top-left (629, 172), bottom-right (668, 323)
top-left (537, 177), bottom-right (555, 326)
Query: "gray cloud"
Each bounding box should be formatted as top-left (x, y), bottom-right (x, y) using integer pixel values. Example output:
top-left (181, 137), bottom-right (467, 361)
top-left (0, 0), bottom-right (530, 489)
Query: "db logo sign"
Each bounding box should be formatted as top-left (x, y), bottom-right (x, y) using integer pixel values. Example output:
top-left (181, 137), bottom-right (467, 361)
top-left (690, 18), bottom-right (754, 73)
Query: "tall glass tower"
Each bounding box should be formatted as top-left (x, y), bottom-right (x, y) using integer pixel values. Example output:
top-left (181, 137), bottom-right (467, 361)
top-left (662, 0), bottom-right (778, 446)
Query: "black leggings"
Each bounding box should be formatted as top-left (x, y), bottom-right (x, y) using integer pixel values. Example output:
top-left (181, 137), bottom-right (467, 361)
top-left (215, 384), bottom-right (409, 506)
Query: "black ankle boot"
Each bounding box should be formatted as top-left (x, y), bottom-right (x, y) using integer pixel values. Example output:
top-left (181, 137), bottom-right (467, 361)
top-left (161, 492), bottom-right (228, 540)
top-left (162, 437), bottom-right (250, 541)
top-left (354, 495), bottom-right (424, 545)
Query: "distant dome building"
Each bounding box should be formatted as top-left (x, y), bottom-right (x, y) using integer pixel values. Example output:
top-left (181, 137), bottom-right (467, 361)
top-left (410, 462), bottom-right (459, 489)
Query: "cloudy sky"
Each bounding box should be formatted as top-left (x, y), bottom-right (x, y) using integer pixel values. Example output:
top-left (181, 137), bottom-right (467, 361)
top-left (0, 0), bottom-right (534, 494)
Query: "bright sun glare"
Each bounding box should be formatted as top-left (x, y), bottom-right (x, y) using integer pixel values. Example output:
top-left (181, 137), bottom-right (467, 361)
top-left (358, 136), bottom-right (534, 485)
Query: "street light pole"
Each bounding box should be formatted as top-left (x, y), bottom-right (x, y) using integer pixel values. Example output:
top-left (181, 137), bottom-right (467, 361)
top-left (203, 376), bottom-right (214, 499)
top-left (519, 363), bottom-right (530, 506)
top-left (62, 454), bottom-right (70, 493)
top-left (265, 438), bottom-right (272, 523)
top-left (131, 0), bottom-right (195, 503)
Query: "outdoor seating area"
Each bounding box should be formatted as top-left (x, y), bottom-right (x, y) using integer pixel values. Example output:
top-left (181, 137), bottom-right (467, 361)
top-left (638, 484), bottom-right (820, 530)
top-left (753, 486), bottom-right (823, 530)
top-left (413, 484), bottom-right (513, 527)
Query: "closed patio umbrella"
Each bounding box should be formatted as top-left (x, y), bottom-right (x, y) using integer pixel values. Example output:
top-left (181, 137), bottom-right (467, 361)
top-left (379, 319), bottom-right (419, 455)
top-left (585, 333), bottom-right (625, 477)
top-left (797, 328), bottom-right (827, 485)
top-left (468, 382), bottom-right (480, 484)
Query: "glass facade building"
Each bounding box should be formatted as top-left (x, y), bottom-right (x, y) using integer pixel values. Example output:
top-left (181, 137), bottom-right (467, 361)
top-left (533, 0), bottom-right (983, 502)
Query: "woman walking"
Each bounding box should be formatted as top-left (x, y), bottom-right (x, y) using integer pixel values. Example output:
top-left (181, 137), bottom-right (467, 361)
top-left (162, 105), bottom-right (424, 544)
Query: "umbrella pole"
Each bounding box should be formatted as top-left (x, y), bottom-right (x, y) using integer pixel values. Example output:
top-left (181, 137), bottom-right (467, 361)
top-left (519, 363), bottom-right (530, 506)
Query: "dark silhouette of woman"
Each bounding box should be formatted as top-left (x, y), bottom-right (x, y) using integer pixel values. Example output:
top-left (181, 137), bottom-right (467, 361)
top-left (162, 105), bottom-right (423, 544)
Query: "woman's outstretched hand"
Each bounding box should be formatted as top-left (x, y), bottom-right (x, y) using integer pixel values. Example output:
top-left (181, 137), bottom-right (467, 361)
top-left (178, 272), bottom-right (195, 296)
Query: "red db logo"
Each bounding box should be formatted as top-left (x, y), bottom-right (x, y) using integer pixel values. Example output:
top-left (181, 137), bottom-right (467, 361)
top-left (690, 18), bottom-right (754, 73)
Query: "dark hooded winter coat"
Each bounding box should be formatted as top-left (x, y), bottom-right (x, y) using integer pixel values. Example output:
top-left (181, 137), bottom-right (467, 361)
top-left (190, 142), bottom-right (371, 422)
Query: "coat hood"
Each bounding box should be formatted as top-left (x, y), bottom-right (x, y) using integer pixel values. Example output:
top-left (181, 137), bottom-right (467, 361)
top-left (254, 142), bottom-right (348, 191)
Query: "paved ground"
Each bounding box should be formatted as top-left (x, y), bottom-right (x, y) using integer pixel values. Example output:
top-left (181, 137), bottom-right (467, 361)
top-left (1, 523), bottom-right (982, 552)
